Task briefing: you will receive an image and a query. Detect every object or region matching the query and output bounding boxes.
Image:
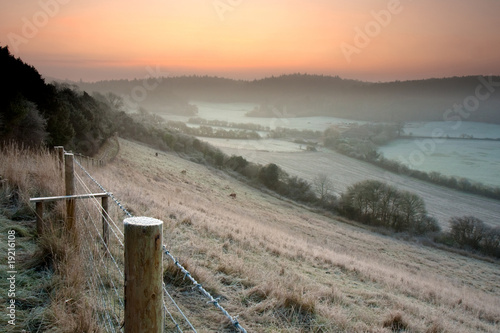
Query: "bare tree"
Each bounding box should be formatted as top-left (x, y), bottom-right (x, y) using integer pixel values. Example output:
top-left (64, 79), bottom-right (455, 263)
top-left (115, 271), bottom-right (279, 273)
top-left (450, 216), bottom-right (486, 250)
top-left (313, 173), bottom-right (333, 202)
top-left (394, 191), bottom-right (427, 232)
top-left (105, 92), bottom-right (124, 110)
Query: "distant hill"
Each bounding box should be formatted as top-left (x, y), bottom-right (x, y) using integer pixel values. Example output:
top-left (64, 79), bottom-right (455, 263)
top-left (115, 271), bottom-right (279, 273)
top-left (76, 74), bottom-right (500, 124)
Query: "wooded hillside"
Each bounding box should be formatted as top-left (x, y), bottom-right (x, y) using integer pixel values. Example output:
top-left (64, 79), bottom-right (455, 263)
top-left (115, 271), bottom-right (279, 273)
top-left (78, 73), bottom-right (500, 124)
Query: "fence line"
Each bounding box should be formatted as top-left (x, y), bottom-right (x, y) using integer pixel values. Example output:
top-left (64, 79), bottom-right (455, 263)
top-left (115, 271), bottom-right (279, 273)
top-left (162, 284), bottom-right (191, 333)
top-left (73, 159), bottom-right (126, 241)
top-left (53, 147), bottom-right (247, 332)
top-left (163, 247), bottom-right (247, 333)
top-left (73, 162), bottom-right (125, 332)
top-left (73, 155), bottom-right (132, 218)
top-left (72, 157), bottom-right (199, 331)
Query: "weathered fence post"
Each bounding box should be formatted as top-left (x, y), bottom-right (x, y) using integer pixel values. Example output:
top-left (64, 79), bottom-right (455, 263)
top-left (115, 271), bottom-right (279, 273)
top-left (55, 146), bottom-right (64, 174)
top-left (65, 153), bottom-right (76, 232)
top-left (124, 217), bottom-right (164, 333)
top-left (35, 202), bottom-right (44, 234)
top-left (102, 196), bottom-right (109, 253)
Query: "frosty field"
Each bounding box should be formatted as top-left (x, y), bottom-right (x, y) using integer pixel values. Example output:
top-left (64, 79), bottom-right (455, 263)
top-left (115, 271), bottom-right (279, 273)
top-left (378, 139), bottom-right (500, 187)
top-left (160, 102), bottom-right (500, 228)
top-left (163, 101), bottom-right (364, 131)
top-left (211, 146), bottom-right (500, 229)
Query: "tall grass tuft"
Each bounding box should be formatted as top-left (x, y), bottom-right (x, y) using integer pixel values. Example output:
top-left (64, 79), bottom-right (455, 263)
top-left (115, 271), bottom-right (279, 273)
top-left (0, 142), bottom-right (63, 219)
top-left (1, 143), bottom-right (98, 331)
top-left (383, 311), bottom-right (409, 332)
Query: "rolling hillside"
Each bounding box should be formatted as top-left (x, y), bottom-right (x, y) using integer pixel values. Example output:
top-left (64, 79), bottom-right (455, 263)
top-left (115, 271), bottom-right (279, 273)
top-left (211, 146), bottom-right (500, 229)
top-left (89, 138), bottom-right (500, 332)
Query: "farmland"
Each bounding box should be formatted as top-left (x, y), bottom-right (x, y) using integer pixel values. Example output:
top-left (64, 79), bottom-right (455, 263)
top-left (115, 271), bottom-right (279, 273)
top-left (205, 141), bottom-right (500, 229)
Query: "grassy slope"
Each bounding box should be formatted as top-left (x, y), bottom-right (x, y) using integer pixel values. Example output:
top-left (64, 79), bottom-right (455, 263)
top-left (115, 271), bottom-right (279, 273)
top-left (0, 145), bottom-right (78, 332)
top-left (0, 217), bottom-right (52, 332)
top-left (88, 138), bottom-right (499, 332)
top-left (212, 147), bottom-right (500, 229)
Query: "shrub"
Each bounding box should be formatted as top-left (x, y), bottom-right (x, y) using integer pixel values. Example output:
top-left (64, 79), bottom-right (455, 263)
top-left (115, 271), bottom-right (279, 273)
top-left (413, 215), bottom-right (441, 235)
top-left (225, 155), bottom-right (248, 172)
top-left (449, 216), bottom-right (485, 250)
top-left (480, 226), bottom-right (500, 257)
top-left (258, 163), bottom-right (281, 190)
top-left (340, 180), bottom-right (438, 234)
top-left (281, 176), bottom-right (317, 203)
top-left (446, 216), bottom-right (500, 258)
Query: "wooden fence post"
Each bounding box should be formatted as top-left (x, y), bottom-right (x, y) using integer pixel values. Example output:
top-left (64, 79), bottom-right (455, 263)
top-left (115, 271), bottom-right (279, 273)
top-left (55, 146), bottom-right (64, 174)
top-left (65, 153), bottom-right (76, 232)
top-left (36, 202), bottom-right (44, 235)
top-left (124, 217), bottom-right (164, 333)
top-left (102, 196), bottom-right (109, 253)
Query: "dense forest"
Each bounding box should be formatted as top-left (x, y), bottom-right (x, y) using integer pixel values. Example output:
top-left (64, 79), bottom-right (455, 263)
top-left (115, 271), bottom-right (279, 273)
top-left (0, 46), bottom-right (180, 155)
top-left (77, 73), bottom-right (500, 124)
top-left (0, 46), bottom-right (114, 154)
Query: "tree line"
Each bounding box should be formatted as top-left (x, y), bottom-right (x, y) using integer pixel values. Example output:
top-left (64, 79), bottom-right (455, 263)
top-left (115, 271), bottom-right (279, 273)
top-left (0, 46), bottom-right (116, 155)
top-left (78, 73), bottom-right (500, 124)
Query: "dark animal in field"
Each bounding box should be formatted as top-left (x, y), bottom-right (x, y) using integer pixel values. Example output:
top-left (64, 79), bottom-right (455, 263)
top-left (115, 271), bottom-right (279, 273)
top-left (229, 193), bottom-right (237, 199)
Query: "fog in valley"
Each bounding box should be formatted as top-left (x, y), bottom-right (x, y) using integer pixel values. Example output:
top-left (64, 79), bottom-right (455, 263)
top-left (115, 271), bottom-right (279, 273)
top-left (75, 75), bottom-right (500, 230)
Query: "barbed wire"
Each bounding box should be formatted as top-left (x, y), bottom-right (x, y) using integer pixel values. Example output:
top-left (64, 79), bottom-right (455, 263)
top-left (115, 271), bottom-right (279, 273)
top-left (163, 246), bottom-right (247, 333)
top-left (73, 167), bottom-right (125, 249)
top-left (162, 284), bottom-right (193, 333)
top-left (73, 165), bottom-right (125, 332)
top-left (73, 156), bottom-right (132, 218)
top-left (71, 150), bottom-right (246, 332)
top-left (73, 157), bottom-right (198, 331)
top-left (74, 174), bottom-right (125, 274)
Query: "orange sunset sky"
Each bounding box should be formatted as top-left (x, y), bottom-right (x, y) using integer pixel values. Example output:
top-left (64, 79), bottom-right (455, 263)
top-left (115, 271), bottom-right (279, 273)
top-left (1, 0), bottom-right (499, 82)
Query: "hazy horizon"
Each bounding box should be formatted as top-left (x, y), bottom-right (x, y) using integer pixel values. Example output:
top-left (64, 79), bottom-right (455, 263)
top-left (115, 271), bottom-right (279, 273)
top-left (45, 70), bottom-right (500, 85)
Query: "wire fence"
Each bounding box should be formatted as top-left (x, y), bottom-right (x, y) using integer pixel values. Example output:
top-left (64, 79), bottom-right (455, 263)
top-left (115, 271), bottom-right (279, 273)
top-left (71, 154), bottom-right (247, 332)
top-left (74, 157), bottom-right (125, 332)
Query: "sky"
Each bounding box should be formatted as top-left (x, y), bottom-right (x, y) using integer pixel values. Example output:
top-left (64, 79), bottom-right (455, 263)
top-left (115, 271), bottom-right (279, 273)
top-left (1, 0), bottom-right (499, 82)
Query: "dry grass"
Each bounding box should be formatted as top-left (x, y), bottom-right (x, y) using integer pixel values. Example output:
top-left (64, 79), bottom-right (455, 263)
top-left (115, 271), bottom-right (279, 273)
top-left (0, 142), bottom-right (63, 202)
top-left (3, 139), bottom-right (500, 332)
top-left (85, 138), bottom-right (500, 332)
top-left (0, 143), bottom-right (99, 332)
top-left (42, 230), bottom-right (100, 333)
top-left (382, 312), bottom-right (408, 332)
